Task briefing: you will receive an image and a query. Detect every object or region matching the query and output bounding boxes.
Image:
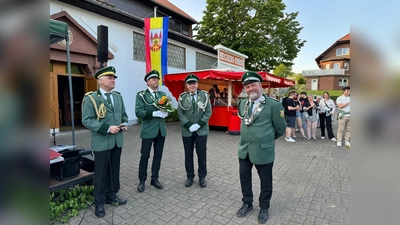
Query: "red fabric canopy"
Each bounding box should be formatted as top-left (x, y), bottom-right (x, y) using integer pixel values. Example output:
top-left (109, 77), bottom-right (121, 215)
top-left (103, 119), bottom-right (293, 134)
top-left (163, 69), bottom-right (295, 101)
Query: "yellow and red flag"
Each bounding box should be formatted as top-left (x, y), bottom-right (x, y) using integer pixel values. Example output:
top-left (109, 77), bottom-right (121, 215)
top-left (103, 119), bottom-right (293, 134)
top-left (144, 17), bottom-right (169, 85)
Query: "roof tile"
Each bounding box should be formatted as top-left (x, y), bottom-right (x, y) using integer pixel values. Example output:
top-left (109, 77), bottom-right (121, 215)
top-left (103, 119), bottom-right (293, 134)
top-left (153, 0), bottom-right (198, 23)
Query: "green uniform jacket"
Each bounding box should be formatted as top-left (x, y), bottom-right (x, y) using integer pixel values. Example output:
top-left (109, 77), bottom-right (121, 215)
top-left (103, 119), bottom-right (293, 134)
top-left (237, 95), bottom-right (286, 165)
top-left (177, 90), bottom-right (212, 137)
top-left (81, 90), bottom-right (128, 151)
top-left (135, 89), bottom-right (167, 139)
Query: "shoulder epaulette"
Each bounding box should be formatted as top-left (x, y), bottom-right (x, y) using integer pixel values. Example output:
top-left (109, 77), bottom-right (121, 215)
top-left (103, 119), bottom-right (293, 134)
top-left (137, 90), bottom-right (145, 94)
top-left (85, 91), bottom-right (93, 96)
top-left (179, 92), bottom-right (188, 96)
top-left (200, 90), bottom-right (208, 94)
top-left (112, 90), bottom-right (121, 95)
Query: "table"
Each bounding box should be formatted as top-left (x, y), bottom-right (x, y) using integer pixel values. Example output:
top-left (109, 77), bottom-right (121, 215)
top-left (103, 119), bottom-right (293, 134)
top-left (50, 169), bottom-right (93, 192)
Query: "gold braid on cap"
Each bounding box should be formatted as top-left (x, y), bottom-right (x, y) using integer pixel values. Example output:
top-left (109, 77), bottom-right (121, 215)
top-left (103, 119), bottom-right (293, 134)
top-left (97, 72), bottom-right (115, 79)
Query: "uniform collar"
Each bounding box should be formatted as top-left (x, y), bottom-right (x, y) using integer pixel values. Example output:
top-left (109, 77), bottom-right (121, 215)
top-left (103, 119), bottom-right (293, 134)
top-left (147, 87), bottom-right (158, 93)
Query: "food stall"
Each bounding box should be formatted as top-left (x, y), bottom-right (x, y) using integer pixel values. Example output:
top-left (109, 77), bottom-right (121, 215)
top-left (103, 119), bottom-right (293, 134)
top-left (164, 69), bottom-right (295, 133)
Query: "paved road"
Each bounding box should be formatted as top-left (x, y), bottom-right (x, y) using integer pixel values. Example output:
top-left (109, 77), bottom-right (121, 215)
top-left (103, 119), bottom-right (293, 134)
top-left (54, 122), bottom-right (349, 225)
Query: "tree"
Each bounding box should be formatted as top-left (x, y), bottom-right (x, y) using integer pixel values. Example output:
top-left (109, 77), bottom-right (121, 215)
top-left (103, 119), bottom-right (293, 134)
top-left (194, 0), bottom-right (305, 71)
top-left (273, 63), bottom-right (294, 78)
top-left (293, 73), bottom-right (305, 84)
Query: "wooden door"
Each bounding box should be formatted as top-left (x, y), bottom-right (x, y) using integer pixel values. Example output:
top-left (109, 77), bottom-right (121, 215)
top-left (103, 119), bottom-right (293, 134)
top-left (50, 73), bottom-right (59, 129)
top-left (85, 75), bottom-right (98, 93)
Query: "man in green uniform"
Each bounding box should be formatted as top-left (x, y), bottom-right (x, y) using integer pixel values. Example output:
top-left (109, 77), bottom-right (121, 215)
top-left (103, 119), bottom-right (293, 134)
top-left (81, 66), bottom-right (129, 218)
top-left (135, 70), bottom-right (168, 192)
top-left (177, 74), bottom-right (212, 188)
top-left (236, 71), bottom-right (286, 224)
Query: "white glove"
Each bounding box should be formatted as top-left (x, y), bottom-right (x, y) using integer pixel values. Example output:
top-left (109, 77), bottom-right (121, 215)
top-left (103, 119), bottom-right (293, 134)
top-left (189, 123), bottom-right (201, 132)
top-left (193, 124), bottom-right (201, 130)
top-left (152, 110), bottom-right (168, 118)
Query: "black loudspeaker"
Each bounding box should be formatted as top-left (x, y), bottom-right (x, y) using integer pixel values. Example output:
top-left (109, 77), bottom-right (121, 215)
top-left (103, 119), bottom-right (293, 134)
top-left (97, 25), bottom-right (108, 63)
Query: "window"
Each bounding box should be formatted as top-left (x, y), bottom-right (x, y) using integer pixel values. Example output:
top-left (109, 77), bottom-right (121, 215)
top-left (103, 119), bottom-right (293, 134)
top-left (333, 63), bottom-right (340, 69)
top-left (339, 79), bottom-right (348, 86)
top-left (344, 63), bottom-right (349, 70)
top-left (168, 43), bottom-right (185, 69)
top-left (182, 23), bottom-right (189, 36)
top-left (169, 19), bottom-right (182, 33)
top-left (325, 64), bottom-right (330, 69)
top-left (196, 52), bottom-right (217, 70)
top-left (336, 48), bottom-right (349, 56)
top-left (65, 65), bottom-right (84, 74)
top-left (133, 32), bottom-right (145, 61)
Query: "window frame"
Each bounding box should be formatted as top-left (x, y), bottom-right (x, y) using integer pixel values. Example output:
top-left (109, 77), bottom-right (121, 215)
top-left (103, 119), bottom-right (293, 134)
top-left (339, 78), bottom-right (348, 87)
top-left (336, 48), bottom-right (349, 56)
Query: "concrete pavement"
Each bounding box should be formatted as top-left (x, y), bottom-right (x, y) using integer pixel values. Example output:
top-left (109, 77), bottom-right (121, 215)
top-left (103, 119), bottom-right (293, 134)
top-left (54, 122), bottom-right (350, 225)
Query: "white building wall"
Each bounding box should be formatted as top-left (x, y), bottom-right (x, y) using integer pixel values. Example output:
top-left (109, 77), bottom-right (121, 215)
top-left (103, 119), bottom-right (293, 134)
top-left (50, 1), bottom-right (216, 124)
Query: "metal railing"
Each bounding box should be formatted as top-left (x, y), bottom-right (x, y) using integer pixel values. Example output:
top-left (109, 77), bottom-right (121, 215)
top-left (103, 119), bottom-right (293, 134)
top-left (302, 68), bottom-right (346, 76)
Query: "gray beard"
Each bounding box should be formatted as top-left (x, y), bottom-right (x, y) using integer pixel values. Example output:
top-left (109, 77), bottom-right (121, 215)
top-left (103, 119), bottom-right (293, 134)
top-left (249, 92), bottom-right (259, 100)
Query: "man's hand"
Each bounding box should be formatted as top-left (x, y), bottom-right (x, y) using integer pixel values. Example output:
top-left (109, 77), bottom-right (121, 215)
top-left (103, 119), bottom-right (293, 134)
top-left (119, 123), bottom-right (128, 131)
top-left (189, 123), bottom-right (200, 132)
top-left (109, 125), bottom-right (121, 134)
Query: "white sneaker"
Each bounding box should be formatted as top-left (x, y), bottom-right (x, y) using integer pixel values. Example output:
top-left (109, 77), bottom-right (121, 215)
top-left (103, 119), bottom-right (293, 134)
top-left (337, 142), bottom-right (342, 147)
top-left (321, 136), bottom-right (325, 140)
top-left (285, 137), bottom-right (296, 143)
top-left (345, 142), bottom-right (350, 147)
top-left (331, 137), bottom-right (338, 142)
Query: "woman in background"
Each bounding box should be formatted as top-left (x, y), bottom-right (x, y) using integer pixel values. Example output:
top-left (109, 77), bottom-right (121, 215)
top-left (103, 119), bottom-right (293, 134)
top-left (292, 93), bottom-right (307, 140)
top-left (303, 94), bottom-right (320, 140)
top-left (319, 92), bottom-right (337, 141)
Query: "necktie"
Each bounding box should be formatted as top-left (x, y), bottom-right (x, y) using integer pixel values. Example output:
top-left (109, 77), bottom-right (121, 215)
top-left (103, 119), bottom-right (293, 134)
top-left (105, 93), bottom-right (113, 107)
top-left (248, 101), bottom-right (254, 115)
top-left (191, 94), bottom-right (196, 110)
top-left (154, 91), bottom-right (158, 100)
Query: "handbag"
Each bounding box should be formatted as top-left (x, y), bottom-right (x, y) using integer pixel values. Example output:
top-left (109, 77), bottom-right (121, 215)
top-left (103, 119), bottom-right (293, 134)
top-left (323, 100), bottom-right (333, 117)
top-left (302, 111), bottom-right (309, 119)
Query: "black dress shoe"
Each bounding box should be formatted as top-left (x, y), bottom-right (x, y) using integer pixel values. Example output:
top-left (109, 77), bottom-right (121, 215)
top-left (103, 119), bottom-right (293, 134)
top-left (185, 178), bottom-right (193, 187)
top-left (237, 203), bottom-right (253, 218)
top-left (95, 204), bottom-right (105, 218)
top-left (105, 196), bottom-right (127, 205)
top-left (199, 178), bottom-right (207, 188)
top-left (150, 179), bottom-right (163, 189)
top-left (258, 208), bottom-right (268, 224)
top-left (137, 182), bottom-right (145, 193)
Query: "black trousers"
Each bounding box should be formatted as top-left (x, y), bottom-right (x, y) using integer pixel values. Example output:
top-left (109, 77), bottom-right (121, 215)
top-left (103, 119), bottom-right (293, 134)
top-left (239, 154), bottom-right (273, 209)
top-left (138, 131), bottom-right (165, 182)
top-left (319, 113), bottom-right (334, 139)
top-left (93, 146), bottom-right (122, 206)
top-left (182, 133), bottom-right (207, 179)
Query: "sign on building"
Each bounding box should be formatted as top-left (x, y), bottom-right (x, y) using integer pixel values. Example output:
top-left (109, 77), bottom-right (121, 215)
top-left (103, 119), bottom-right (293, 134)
top-left (214, 44), bottom-right (248, 71)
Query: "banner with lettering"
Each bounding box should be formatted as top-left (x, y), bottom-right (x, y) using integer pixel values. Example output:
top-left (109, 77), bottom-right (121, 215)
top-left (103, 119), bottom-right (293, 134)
top-left (144, 17), bottom-right (169, 85)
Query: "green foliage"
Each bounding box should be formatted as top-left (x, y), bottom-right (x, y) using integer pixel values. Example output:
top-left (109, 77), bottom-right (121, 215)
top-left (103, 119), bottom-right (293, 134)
top-left (299, 90), bottom-right (342, 101)
top-left (50, 185), bottom-right (94, 224)
top-left (165, 108), bottom-right (180, 123)
top-left (297, 77), bottom-right (305, 84)
top-left (273, 64), bottom-right (295, 78)
top-left (194, 0), bottom-right (306, 71)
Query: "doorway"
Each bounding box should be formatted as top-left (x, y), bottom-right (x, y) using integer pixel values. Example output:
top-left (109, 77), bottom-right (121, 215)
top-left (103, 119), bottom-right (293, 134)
top-left (58, 75), bottom-right (85, 126)
top-left (311, 79), bottom-right (318, 90)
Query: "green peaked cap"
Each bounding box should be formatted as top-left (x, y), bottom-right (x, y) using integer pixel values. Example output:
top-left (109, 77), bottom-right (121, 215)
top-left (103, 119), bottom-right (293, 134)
top-left (184, 73), bottom-right (199, 83)
top-left (95, 66), bottom-right (117, 79)
top-left (241, 71), bottom-right (262, 85)
top-left (144, 70), bottom-right (160, 82)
